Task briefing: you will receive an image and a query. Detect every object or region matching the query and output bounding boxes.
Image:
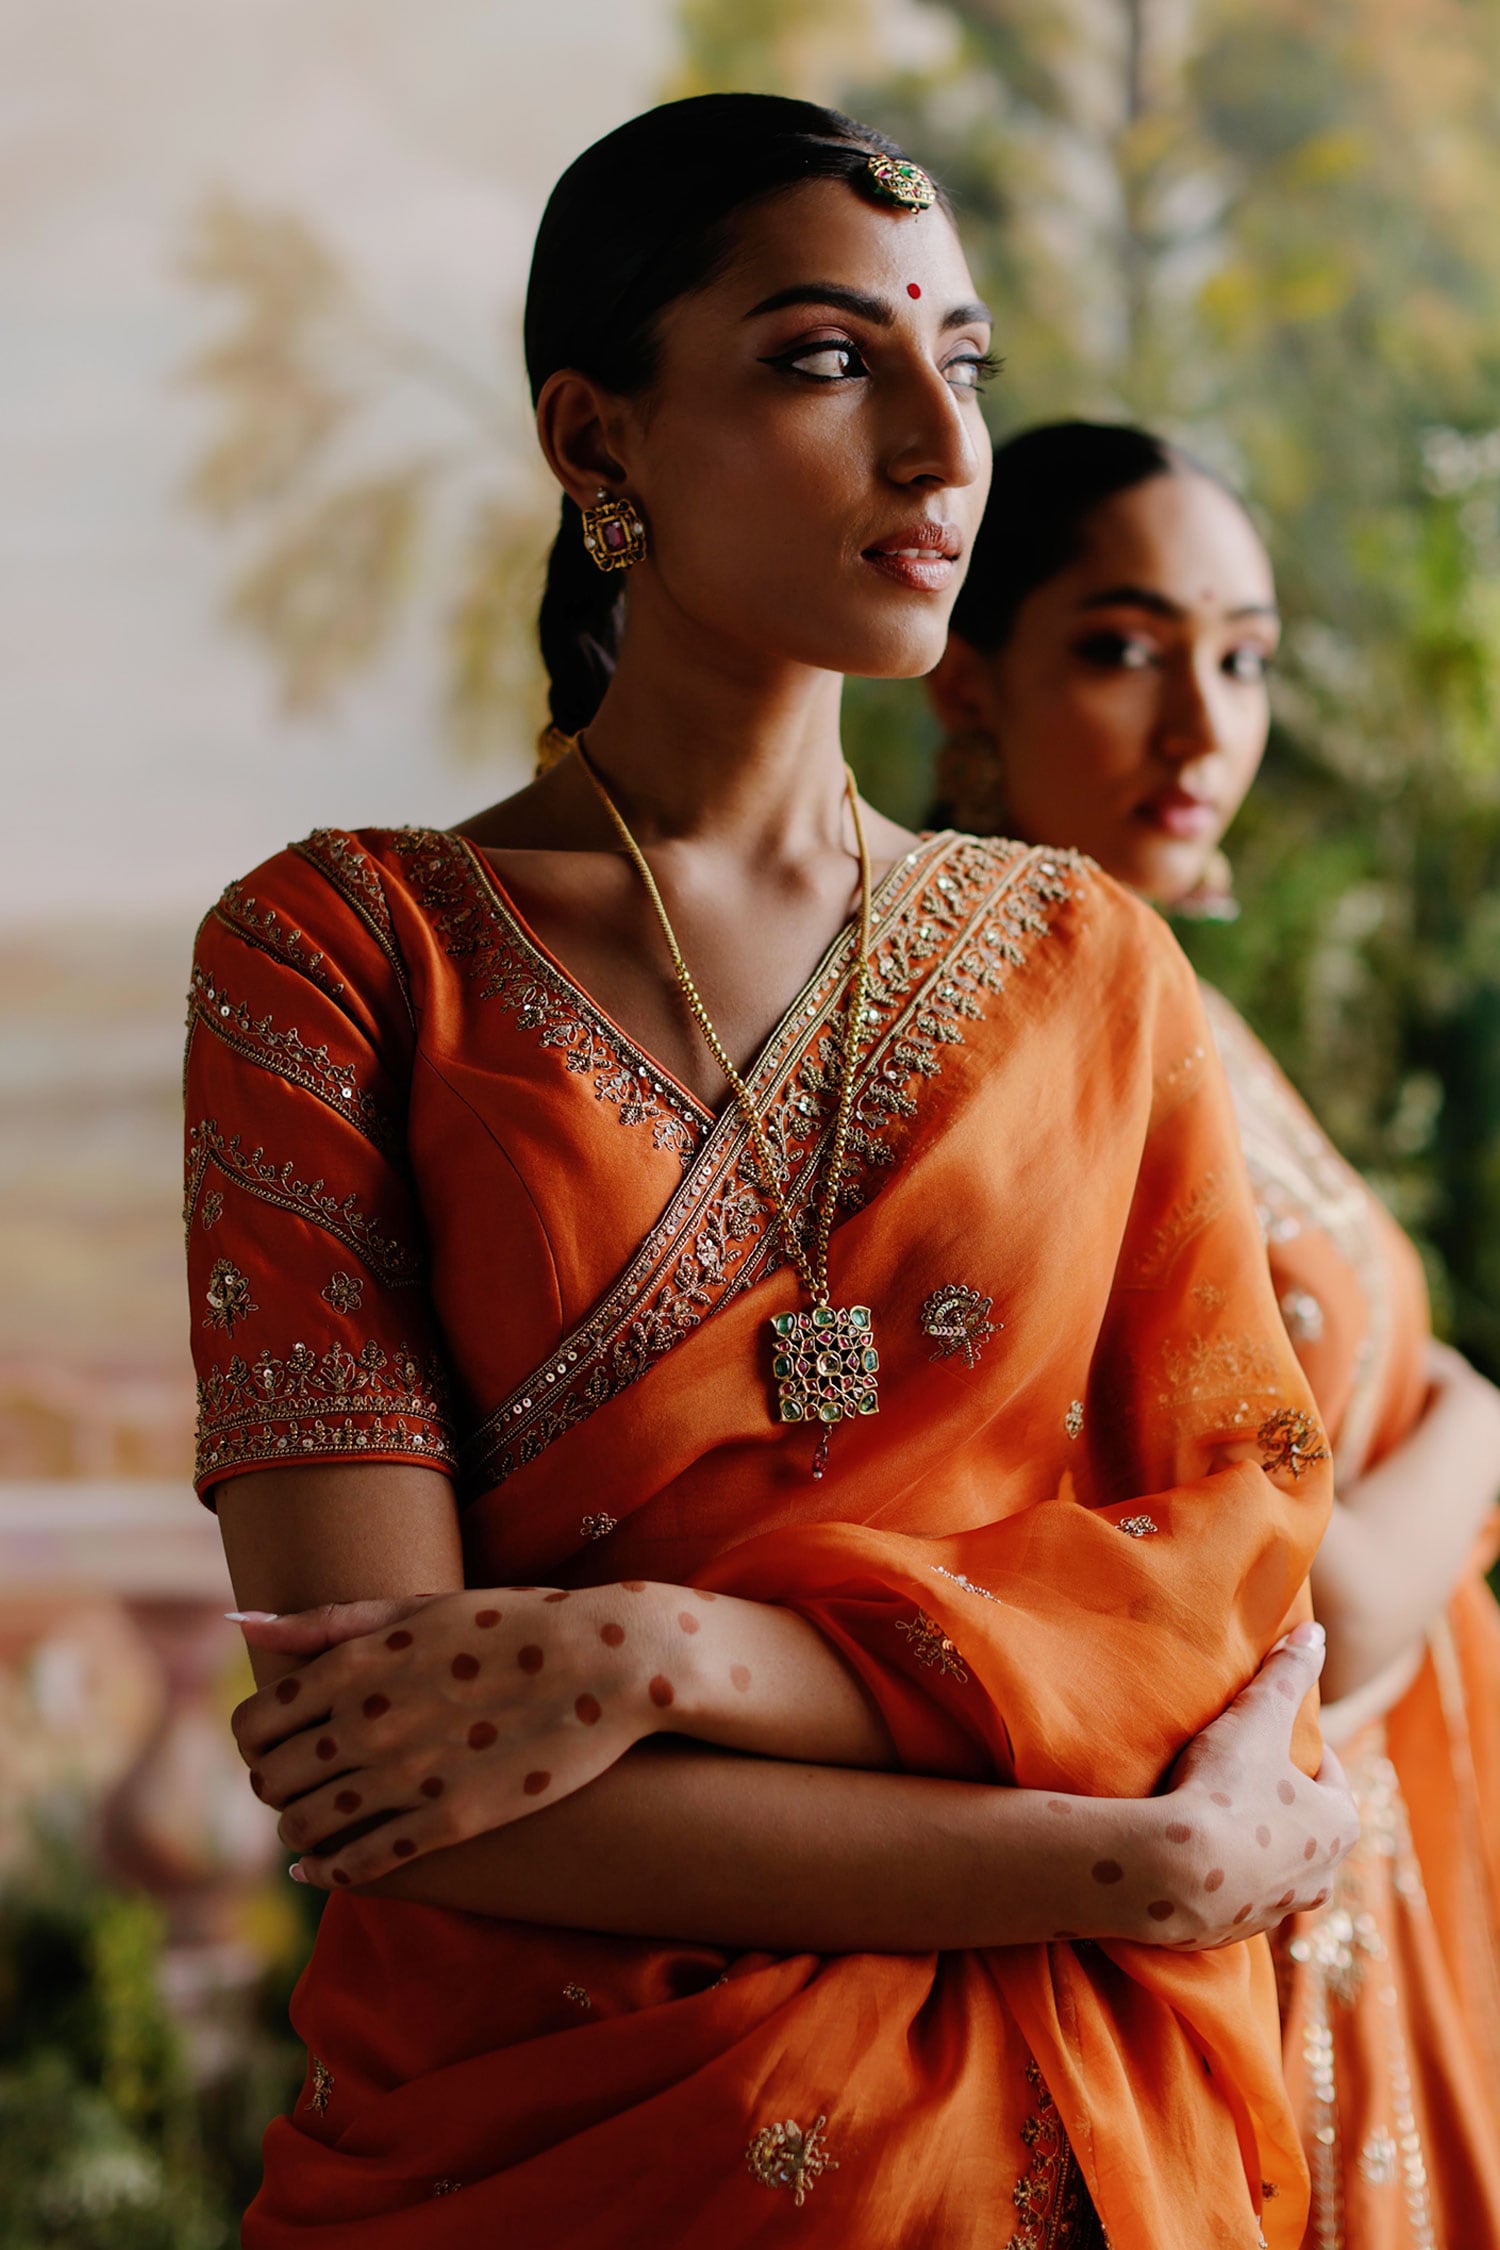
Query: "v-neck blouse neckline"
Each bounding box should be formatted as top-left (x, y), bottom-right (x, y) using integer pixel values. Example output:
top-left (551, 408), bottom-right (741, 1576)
top-left (451, 827), bottom-right (956, 1134)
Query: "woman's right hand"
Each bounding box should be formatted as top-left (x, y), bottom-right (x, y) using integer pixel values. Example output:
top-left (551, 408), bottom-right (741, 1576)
top-left (1119, 1621), bottom-right (1358, 1950)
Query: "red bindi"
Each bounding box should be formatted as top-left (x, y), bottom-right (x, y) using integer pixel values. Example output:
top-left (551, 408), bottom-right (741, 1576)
top-left (907, 282), bottom-right (921, 299)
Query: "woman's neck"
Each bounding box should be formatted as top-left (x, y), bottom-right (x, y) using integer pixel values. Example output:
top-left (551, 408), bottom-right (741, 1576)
top-left (580, 597), bottom-right (852, 864)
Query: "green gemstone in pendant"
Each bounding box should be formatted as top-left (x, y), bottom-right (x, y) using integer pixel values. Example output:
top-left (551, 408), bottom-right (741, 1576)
top-left (767, 1304), bottom-right (881, 1446)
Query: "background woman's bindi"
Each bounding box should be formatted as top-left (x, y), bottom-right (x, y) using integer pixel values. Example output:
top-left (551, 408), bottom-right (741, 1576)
top-left (906, 282), bottom-right (921, 298)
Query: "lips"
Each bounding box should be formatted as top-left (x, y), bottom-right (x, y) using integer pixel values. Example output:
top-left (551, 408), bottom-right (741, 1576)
top-left (862, 520), bottom-right (962, 593)
top-left (1139, 787), bottom-right (1220, 840)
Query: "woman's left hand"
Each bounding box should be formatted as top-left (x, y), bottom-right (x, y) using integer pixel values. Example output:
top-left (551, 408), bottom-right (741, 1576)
top-left (231, 1582), bottom-right (710, 1889)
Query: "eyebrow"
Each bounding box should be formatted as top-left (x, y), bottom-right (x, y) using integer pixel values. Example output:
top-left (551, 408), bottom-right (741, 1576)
top-left (743, 281), bottom-right (992, 333)
top-left (1077, 583), bottom-right (1280, 624)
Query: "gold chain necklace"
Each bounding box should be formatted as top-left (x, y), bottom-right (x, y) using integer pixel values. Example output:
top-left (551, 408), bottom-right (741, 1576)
top-left (576, 740), bottom-right (880, 1477)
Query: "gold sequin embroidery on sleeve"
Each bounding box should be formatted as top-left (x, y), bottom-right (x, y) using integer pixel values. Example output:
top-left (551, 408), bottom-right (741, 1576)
top-left (203, 1258), bottom-right (257, 1335)
top-left (321, 1272), bottom-right (365, 1314)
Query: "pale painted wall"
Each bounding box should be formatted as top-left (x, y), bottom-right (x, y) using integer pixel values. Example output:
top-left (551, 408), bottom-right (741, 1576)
top-left (2, 0), bottom-right (677, 929)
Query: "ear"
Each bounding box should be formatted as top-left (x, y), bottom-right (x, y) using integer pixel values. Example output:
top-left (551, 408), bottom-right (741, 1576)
top-left (535, 370), bottom-right (640, 511)
top-left (926, 634), bottom-right (996, 734)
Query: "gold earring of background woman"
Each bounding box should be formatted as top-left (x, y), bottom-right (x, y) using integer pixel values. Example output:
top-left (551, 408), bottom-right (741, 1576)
top-left (935, 724), bottom-right (1012, 837)
top-left (575, 740), bottom-right (880, 1480)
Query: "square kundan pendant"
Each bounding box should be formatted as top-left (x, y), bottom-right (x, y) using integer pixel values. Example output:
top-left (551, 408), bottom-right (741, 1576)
top-left (770, 1305), bottom-right (880, 1426)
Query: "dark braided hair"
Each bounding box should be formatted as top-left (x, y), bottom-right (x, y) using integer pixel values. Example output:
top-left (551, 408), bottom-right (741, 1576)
top-left (948, 420), bottom-right (1244, 655)
top-left (523, 93), bottom-right (951, 735)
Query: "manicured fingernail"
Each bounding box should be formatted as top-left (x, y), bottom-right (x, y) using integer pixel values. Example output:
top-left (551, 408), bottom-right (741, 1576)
top-left (1288, 1621), bottom-right (1325, 1649)
top-left (226, 1610), bottom-right (279, 1622)
top-left (289, 1861), bottom-right (309, 1884)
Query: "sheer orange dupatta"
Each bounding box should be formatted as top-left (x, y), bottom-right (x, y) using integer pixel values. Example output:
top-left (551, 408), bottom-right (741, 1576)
top-left (690, 929), bottom-right (1331, 2250)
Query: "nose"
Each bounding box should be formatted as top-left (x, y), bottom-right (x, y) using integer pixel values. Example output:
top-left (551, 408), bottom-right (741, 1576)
top-left (882, 361), bottom-right (986, 494)
top-left (1156, 652), bottom-right (1225, 766)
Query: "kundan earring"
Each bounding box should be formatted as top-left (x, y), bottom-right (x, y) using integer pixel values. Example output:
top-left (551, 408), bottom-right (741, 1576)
top-left (581, 489), bottom-right (647, 574)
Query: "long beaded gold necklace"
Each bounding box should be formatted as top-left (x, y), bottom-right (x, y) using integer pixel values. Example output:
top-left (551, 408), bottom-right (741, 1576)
top-left (576, 740), bottom-right (880, 1478)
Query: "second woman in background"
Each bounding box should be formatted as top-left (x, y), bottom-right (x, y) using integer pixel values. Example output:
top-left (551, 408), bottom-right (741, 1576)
top-left (931, 419), bottom-right (1500, 2250)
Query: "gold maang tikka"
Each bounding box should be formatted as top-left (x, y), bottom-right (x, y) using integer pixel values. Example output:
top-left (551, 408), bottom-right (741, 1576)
top-left (862, 154), bottom-right (936, 212)
top-left (576, 742), bottom-right (879, 1478)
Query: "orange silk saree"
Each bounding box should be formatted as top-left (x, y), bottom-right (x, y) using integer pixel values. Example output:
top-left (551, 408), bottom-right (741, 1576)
top-left (186, 827), bottom-right (1333, 2248)
top-left (1204, 990), bottom-right (1500, 2249)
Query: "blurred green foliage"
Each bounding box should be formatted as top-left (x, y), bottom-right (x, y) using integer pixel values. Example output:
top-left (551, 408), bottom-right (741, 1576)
top-left (0, 1840), bottom-right (309, 2247)
top-left (675, 0), bottom-right (1500, 1376)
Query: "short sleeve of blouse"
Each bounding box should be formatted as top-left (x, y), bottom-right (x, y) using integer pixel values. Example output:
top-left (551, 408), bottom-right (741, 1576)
top-left (183, 830), bottom-right (457, 1503)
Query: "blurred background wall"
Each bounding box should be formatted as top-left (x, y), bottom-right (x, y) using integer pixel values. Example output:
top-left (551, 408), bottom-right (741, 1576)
top-left (3, 0), bottom-right (1498, 2239)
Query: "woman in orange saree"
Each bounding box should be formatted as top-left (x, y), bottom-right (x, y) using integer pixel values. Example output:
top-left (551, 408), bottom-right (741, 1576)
top-left (190, 102), bottom-right (1352, 2247)
top-left (930, 419), bottom-right (1500, 2248)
